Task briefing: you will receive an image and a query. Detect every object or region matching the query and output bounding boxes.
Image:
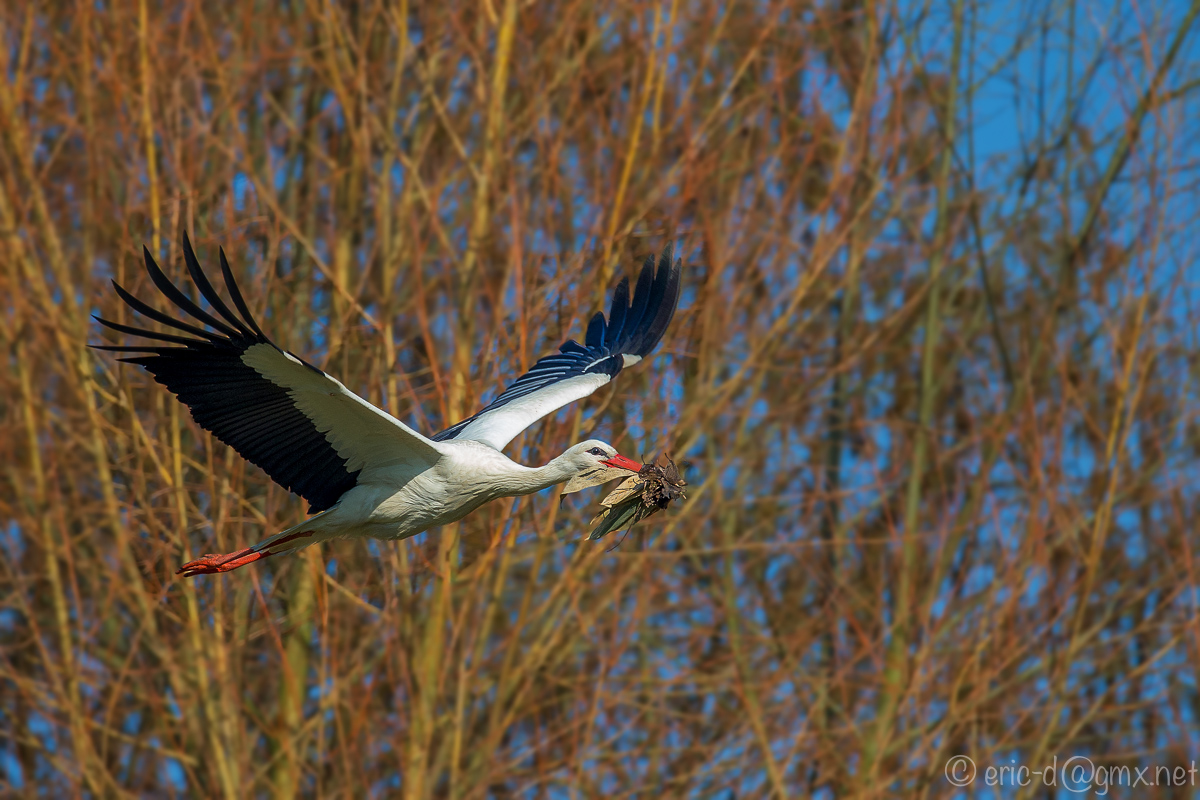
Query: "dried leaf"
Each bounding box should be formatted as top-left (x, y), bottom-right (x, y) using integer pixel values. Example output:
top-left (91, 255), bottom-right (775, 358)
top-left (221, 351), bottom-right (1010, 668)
top-left (589, 454), bottom-right (687, 541)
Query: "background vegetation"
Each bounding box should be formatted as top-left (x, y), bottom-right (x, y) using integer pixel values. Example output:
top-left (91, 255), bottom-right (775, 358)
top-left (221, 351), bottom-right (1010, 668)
top-left (3, 0), bottom-right (1200, 796)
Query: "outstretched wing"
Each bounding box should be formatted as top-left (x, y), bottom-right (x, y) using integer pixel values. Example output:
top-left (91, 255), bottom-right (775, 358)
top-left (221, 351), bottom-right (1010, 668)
top-left (93, 234), bottom-right (444, 513)
top-left (434, 244), bottom-right (682, 451)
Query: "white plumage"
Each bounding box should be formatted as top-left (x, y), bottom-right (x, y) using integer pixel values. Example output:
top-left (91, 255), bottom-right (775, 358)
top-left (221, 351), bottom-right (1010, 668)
top-left (446, 372), bottom-right (611, 451)
top-left (93, 235), bottom-right (682, 576)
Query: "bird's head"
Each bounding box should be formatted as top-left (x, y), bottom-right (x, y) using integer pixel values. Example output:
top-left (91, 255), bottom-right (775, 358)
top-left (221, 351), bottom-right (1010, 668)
top-left (559, 439), bottom-right (643, 494)
top-left (568, 439), bottom-right (642, 472)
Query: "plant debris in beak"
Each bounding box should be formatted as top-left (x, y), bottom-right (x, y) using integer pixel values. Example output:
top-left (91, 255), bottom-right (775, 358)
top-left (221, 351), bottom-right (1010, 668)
top-left (588, 454), bottom-right (687, 541)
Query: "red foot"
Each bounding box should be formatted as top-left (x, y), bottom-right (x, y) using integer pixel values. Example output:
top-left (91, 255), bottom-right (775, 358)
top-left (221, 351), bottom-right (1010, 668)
top-left (177, 547), bottom-right (269, 578)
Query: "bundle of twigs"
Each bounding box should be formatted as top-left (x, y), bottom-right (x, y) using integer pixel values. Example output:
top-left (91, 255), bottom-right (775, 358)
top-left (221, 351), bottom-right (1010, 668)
top-left (588, 454), bottom-right (687, 541)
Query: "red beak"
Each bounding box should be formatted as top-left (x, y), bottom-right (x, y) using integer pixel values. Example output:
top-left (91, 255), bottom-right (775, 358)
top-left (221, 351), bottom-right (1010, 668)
top-left (601, 454), bottom-right (643, 472)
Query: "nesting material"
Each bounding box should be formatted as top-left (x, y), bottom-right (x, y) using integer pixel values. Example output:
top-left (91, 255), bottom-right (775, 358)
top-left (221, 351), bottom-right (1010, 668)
top-left (560, 464), bottom-right (635, 496)
top-left (589, 454), bottom-right (687, 541)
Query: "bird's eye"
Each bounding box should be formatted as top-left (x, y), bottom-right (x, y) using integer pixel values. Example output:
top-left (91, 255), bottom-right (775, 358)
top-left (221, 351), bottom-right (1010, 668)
top-left (588, 447), bottom-right (607, 456)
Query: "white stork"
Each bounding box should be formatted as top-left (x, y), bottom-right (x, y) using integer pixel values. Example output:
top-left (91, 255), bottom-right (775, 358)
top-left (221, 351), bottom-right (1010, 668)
top-left (94, 235), bottom-right (682, 576)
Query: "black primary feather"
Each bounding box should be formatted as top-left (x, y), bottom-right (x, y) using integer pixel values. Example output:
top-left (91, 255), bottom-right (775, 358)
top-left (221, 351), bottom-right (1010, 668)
top-left (434, 244), bottom-right (682, 442)
top-left (92, 234), bottom-right (361, 512)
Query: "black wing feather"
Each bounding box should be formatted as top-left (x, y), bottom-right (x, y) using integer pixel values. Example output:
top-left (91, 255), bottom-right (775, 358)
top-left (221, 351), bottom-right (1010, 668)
top-left (109, 280), bottom-right (225, 343)
top-left (605, 278), bottom-right (631, 344)
top-left (181, 232), bottom-right (256, 338)
top-left (433, 243), bottom-right (682, 443)
top-left (585, 311), bottom-right (607, 350)
top-left (628, 243), bottom-right (680, 354)
top-left (218, 246), bottom-right (268, 339)
top-left (92, 239), bottom-right (360, 512)
top-left (623, 254), bottom-right (656, 339)
top-left (140, 245), bottom-right (243, 340)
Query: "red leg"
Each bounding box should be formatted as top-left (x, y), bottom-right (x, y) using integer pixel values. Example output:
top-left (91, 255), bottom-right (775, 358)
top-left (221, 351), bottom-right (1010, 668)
top-left (177, 547), bottom-right (272, 578)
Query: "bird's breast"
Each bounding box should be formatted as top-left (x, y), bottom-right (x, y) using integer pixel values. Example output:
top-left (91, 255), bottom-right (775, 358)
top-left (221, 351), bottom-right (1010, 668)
top-left (336, 467), bottom-right (490, 539)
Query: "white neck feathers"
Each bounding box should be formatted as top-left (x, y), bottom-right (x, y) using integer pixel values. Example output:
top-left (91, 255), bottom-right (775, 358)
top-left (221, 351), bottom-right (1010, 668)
top-left (494, 452), bottom-right (582, 497)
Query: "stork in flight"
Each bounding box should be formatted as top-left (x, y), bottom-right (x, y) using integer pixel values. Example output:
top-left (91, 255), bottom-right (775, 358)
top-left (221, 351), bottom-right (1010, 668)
top-left (93, 235), bottom-right (682, 576)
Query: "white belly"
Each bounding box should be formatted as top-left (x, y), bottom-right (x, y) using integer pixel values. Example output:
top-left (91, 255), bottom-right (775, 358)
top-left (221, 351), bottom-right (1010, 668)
top-left (319, 443), bottom-right (521, 541)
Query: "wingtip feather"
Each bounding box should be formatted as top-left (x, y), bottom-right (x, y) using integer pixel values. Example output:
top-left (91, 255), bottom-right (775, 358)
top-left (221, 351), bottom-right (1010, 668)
top-left (141, 240), bottom-right (243, 339)
top-left (606, 277), bottom-right (631, 347)
top-left (585, 311), bottom-right (607, 350)
top-left (624, 242), bottom-right (681, 355)
top-left (218, 246), bottom-right (267, 339)
top-left (180, 233), bottom-right (255, 339)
